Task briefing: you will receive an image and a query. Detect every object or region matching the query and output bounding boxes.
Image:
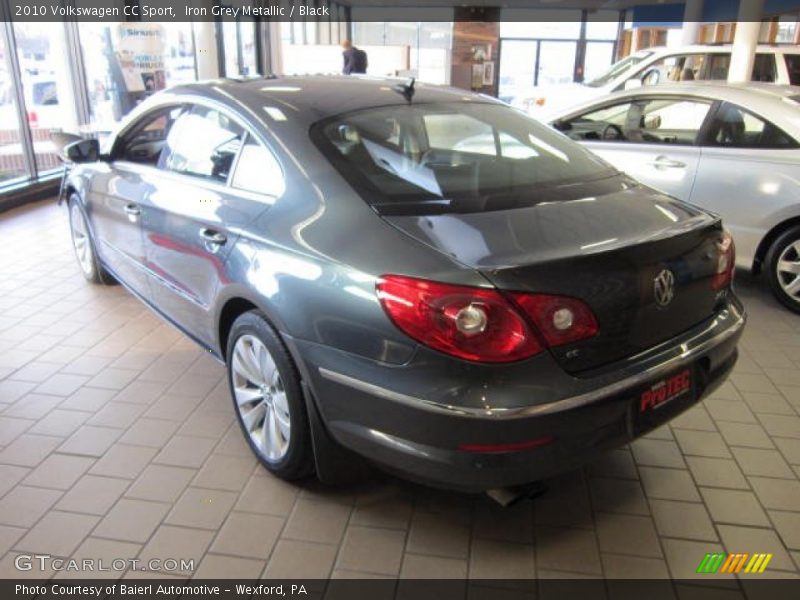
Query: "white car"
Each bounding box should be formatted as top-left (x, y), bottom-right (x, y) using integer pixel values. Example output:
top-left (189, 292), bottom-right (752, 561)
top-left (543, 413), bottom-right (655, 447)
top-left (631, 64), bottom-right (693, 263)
top-left (549, 82), bottom-right (800, 313)
top-left (514, 44), bottom-right (800, 119)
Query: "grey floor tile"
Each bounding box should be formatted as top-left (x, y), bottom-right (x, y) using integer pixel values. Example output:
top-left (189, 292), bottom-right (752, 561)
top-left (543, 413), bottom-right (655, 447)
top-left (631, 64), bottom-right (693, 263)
top-left (0, 434), bottom-right (62, 467)
top-left (704, 399), bottom-right (757, 424)
top-left (406, 509), bottom-right (470, 560)
top-left (235, 472), bottom-right (299, 517)
top-left (757, 414), bottom-right (800, 439)
top-left (535, 526), bottom-right (601, 576)
top-left (0, 465), bottom-right (31, 498)
top-left (661, 538), bottom-right (733, 581)
top-left (152, 435), bottom-right (217, 468)
top-left (400, 553), bottom-right (468, 579)
top-left (58, 425), bottom-right (123, 457)
top-left (88, 444), bottom-right (157, 479)
top-left (469, 537), bottom-right (536, 580)
top-left (0, 485), bottom-right (62, 527)
top-left (22, 454), bottom-right (95, 490)
top-left (210, 511), bottom-right (283, 559)
top-left (138, 525), bottom-right (214, 576)
top-left (686, 456), bottom-right (749, 490)
top-left (55, 475), bottom-right (130, 515)
top-left (93, 498), bottom-right (171, 543)
top-left (595, 512), bottom-right (662, 558)
top-left (748, 477), bottom-right (800, 511)
top-left (717, 524), bottom-right (795, 572)
top-left (281, 497), bottom-right (351, 544)
top-left (28, 409), bottom-right (91, 437)
top-left (731, 447), bottom-right (796, 479)
top-left (700, 487), bottom-right (771, 527)
top-left (717, 421), bottom-right (775, 449)
top-left (14, 511), bottom-right (99, 556)
top-left (650, 499), bottom-right (718, 541)
top-left (86, 401), bottom-right (146, 429)
top-left (601, 553), bottom-right (671, 578)
top-left (639, 467), bottom-right (701, 502)
top-left (164, 487), bottom-right (238, 531)
top-left (0, 416), bottom-right (34, 447)
top-left (673, 429), bottom-right (732, 458)
top-left (191, 454), bottom-right (256, 492)
top-left (769, 511), bottom-right (800, 551)
top-left (263, 539), bottom-right (337, 579)
top-left (192, 553), bottom-right (265, 579)
top-left (589, 477), bottom-right (650, 515)
top-left (125, 465), bottom-right (196, 503)
top-left (119, 418), bottom-right (179, 448)
top-left (336, 526), bottom-right (406, 576)
top-left (632, 439), bottom-right (686, 468)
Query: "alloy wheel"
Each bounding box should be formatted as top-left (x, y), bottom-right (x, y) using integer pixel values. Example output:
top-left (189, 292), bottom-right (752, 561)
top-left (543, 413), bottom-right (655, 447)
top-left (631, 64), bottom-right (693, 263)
top-left (776, 240), bottom-right (800, 304)
top-left (70, 203), bottom-right (94, 276)
top-left (231, 334), bottom-right (291, 462)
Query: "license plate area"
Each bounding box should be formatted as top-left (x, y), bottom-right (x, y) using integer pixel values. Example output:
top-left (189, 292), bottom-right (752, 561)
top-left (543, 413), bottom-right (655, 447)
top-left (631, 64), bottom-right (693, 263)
top-left (633, 366), bottom-right (696, 434)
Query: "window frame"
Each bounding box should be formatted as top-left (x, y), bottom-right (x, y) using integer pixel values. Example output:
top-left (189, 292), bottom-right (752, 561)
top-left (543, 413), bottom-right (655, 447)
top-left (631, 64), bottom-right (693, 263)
top-left (110, 96), bottom-right (286, 199)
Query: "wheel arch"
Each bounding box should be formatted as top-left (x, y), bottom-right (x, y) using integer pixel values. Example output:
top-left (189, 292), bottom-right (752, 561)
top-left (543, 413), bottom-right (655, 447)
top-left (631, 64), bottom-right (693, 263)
top-left (753, 216), bottom-right (800, 275)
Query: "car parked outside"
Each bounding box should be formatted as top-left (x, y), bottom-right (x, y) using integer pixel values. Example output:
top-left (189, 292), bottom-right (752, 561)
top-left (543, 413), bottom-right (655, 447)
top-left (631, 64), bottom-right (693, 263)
top-left (550, 82), bottom-right (800, 313)
top-left (63, 76), bottom-right (744, 491)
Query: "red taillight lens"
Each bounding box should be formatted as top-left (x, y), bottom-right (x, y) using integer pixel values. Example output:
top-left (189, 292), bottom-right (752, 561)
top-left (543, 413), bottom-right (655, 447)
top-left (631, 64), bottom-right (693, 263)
top-left (511, 293), bottom-right (599, 347)
top-left (376, 275), bottom-right (542, 363)
top-left (712, 230), bottom-right (735, 290)
top-left (376, 275), bottom-right (599, 363)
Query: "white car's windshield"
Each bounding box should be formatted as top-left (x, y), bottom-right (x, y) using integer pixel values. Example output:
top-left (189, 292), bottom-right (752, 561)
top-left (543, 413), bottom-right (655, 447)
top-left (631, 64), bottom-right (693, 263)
top-left (585, 51), bottom-right (654, 88)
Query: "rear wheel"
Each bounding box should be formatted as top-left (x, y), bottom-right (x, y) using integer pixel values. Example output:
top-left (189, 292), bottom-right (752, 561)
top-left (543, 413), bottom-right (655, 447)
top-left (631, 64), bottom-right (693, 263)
top-left (68, 194), bottom-right (109, 284)
top-left (226, 310), bottom-right (314, 480)
top-left (765, 225), bottom-right (800, 314)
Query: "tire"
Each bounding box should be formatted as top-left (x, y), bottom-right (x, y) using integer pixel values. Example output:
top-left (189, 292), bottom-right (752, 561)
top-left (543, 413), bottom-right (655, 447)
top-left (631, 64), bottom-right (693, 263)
top-left (226, 310), bottom-right (314, 480)
top-left (67, 194), bottom-right (113, 284)
top-left (765, 225), bottom-right (800, 314)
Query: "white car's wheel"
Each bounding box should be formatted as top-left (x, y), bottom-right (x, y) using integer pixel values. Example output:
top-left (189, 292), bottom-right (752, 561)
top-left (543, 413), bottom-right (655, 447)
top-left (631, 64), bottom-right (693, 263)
top-left (766, 226), bottom-right (800, 314)
top-left (68, 195), bottom-right (106, 284)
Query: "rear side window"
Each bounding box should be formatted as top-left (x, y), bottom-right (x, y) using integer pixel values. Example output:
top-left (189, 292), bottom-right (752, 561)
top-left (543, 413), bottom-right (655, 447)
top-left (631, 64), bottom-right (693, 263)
top-left (704, 102), bottom-right (797, 149)
top-left (312, 102), bottom-right (617, 216)
top-left (785, 54), bottom-right (800, 85)
top-left (162, 105), bottom-right (245, 183)
top-left (231, 135), bottom-right (285, 197)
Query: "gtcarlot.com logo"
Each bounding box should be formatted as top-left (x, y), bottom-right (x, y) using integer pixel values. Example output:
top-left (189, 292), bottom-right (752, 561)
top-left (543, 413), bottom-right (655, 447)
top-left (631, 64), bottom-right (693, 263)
top-left (697, 552), bottom-right (773, 574)
top-left (15, 554), bottom-right (194, 573)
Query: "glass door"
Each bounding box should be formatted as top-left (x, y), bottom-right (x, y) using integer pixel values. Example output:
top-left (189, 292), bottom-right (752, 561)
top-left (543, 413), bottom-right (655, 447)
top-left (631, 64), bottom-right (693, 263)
top-left (498, 40), bottom-right (537, 105)
top-left (536, 40), bottom-right (577, 87)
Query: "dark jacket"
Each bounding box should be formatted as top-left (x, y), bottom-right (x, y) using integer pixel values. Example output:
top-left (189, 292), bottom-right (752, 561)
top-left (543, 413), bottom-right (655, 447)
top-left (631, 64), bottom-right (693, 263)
top-left (343, 47), bottom-right (368, 75)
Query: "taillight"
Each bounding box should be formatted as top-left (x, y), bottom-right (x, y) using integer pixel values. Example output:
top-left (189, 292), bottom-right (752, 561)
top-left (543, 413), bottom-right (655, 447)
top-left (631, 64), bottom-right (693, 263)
top-left (712, 230), bottom-right (735, 290)
top-left (376, 275), bottom-right (598, 363)
top-left (511, 293), bottom-right (599, 347)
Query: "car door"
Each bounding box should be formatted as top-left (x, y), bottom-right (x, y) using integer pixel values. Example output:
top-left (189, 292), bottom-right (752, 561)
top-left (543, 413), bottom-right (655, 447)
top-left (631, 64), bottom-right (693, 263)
top-left (560, 96), bottom-right (713, 201)
top-left (691, 101), bottom-right (800, 267)
top-left (88, 106), bottom-right (183, 300)
top-left (140, 103), bottom-right (282, 347)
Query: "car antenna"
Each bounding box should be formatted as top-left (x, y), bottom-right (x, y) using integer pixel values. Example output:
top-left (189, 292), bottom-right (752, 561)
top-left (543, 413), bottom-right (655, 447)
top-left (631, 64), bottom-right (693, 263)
top-left (392, 77), bottom-right (415, 103)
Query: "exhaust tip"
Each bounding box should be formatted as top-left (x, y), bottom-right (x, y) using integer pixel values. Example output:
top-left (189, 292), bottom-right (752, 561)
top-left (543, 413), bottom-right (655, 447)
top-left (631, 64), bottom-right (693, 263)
top-left (487, 481), bottom-right (548, 507)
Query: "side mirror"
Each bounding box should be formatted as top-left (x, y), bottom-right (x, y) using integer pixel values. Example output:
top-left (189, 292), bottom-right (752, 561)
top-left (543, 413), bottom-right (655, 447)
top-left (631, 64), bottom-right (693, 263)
top-left (624, 78), bottom-right (642, 91)
top-left (552, 119), bottom-right (572, 132)
top-left (65, 139), bottom-right (100, 163)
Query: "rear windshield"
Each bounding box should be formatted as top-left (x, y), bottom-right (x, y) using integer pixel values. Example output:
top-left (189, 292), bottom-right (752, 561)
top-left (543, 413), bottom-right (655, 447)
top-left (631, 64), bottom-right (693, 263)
top-left (311, 102), bottom-right (618, 215)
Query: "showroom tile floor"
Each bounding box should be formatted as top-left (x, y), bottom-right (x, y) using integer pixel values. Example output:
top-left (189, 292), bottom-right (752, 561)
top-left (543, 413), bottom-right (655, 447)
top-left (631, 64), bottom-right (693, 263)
top-left (0, 200), bottom-right (799, 587)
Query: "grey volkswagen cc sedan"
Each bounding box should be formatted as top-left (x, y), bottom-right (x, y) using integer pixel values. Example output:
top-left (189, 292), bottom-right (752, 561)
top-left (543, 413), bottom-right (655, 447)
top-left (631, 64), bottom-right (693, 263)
top-left (63, 76), bottom-right (745, 491)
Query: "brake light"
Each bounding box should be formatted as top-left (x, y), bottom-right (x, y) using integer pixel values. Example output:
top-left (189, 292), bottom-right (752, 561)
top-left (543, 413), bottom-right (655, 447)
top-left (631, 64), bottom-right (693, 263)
top-left (712, 231), bottom-right (735, 290)
top-left (376, 275), bottom-right (598, 363)
top-left (458, 436), bottom-right (555, 454)
top-left (511, 293), bottom-right (599, 346)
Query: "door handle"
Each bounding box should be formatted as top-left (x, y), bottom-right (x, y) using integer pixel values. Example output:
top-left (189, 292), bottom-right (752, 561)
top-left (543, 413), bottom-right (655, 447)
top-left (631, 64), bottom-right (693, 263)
top-left (199, 228), bottom-right (227, 245)
top-left (123, 204), bottom-right (140, 216)
top-left (649, 156), bottom-right (686, 169)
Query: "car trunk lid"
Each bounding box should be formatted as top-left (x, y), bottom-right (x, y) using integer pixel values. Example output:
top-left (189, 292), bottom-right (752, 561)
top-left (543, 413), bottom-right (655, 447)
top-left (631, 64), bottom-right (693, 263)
top-left (381, 182), bottom-right (726, 374)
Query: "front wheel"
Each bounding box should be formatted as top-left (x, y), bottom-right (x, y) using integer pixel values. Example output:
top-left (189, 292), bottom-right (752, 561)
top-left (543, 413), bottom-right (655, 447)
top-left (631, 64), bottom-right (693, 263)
top-left (68, 195), bottom-right (108, 284)
top-left (226, 310), bottom-right (314, 480)
top-left (765, 225), bottom-right (800, 314)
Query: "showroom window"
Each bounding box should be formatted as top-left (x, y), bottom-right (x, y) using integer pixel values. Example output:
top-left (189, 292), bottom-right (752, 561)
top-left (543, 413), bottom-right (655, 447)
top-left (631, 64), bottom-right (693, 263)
top-left (222, 19), bottom-right (259, 77)
top-left (0, 23), bottom-right (30, 185)
top-left (79, 22), bottom-right (197, 133)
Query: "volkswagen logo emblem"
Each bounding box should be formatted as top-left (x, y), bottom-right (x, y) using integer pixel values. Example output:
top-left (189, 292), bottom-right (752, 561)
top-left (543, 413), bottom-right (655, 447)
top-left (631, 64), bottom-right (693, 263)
top-left (654, 269), bottom-right (675, 308)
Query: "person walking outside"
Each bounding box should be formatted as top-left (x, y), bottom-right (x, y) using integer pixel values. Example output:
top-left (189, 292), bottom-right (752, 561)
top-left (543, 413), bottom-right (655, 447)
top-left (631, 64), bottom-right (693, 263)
top-left (341, 40), bottom-right (368, 75)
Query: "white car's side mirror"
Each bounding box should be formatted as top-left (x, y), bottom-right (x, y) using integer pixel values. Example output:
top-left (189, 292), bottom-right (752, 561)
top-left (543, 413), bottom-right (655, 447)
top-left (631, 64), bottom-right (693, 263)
top-left (624, 79), bottom-right (642, 91)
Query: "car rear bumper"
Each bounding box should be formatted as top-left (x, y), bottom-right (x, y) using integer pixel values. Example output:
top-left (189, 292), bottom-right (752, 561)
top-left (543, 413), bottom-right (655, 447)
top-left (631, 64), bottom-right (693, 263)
top-left (289, 297), bottom-right (745, 492)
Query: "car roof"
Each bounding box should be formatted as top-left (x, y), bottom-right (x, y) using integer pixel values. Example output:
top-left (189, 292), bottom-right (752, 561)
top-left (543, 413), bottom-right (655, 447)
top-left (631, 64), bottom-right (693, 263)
top-left (644, 44), bottom-right (796, 56)
top-left (166, 75), bottom-right (500, 125)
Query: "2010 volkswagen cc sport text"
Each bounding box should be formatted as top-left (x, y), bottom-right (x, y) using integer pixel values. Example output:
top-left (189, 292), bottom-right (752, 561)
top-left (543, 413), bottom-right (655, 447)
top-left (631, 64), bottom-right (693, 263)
top-left (62, 76), bottom-right (745, 491)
